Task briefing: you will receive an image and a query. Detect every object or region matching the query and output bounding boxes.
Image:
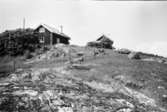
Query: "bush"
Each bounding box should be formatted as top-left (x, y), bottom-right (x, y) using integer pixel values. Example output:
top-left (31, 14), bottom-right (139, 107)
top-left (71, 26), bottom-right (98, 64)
top-left (35, 48), bottom-right (43, 55)
top-left (42, 46), bottom-right (49, 52)
top-left (24, 50), bottom-right (32, 59)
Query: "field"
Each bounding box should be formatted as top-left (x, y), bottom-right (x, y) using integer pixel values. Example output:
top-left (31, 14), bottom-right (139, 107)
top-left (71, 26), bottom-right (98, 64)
top-left (0, 45), bottom-right (167, 112)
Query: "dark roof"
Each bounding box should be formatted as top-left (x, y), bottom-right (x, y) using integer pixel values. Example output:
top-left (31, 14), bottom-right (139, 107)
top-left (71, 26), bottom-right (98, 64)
top-left (96, 34), bottom-right (113, 43)
top-left (35, 24), bottom-right (70, 40)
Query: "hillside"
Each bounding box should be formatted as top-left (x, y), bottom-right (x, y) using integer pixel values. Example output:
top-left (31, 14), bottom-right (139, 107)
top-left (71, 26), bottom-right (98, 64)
top-left (0, 45), bottom-right (167, 112)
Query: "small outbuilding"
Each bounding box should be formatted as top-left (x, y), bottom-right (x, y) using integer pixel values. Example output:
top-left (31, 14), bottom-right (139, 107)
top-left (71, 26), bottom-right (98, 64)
top-left (87, 34), bottom-right (114, 49)
top-left (34, 24), bottom-right (70, 46)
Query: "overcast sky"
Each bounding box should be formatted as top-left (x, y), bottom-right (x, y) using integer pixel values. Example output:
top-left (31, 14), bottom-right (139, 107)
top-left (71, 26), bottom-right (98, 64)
top-left (0, 0), bottom-right (167, 56)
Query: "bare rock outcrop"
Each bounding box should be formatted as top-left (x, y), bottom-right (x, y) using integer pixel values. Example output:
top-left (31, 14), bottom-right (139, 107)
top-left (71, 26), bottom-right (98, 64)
top-left (128, 52), bottom-right (141, 60)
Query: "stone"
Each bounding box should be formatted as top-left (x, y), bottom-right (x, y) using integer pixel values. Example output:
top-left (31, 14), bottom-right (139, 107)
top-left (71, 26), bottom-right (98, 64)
top-left (58, 107), bottom-right (73, 112)
top-left (128, 52), bottom-right (141, 60)
top-left (116, 108), bottom-right (132, 112)
top-left (13, 90), bottom-right (38, 97)
top-left (116, 99), bottom-right (134, 108)
top-left (117, 49), bottom-right (131, 54)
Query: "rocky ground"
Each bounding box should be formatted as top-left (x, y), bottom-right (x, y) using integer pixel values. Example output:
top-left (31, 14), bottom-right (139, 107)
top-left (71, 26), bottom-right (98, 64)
top-left (0, 45), bottom-right (167, 112)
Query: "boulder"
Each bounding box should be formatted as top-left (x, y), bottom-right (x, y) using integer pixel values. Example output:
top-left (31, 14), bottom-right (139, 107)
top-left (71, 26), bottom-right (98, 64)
top-left (128, 52), bottom-right (141, 59)
top-left (157, 58), bottom-right (166, 63)
top-left (117, 49), bottom-right (131, 54)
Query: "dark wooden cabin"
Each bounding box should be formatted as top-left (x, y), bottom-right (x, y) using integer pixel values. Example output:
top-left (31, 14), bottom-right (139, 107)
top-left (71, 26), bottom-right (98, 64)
top-left (34, 24), bottom-right (70, 46)
top-left (87, 34), bottom-right (114, 49)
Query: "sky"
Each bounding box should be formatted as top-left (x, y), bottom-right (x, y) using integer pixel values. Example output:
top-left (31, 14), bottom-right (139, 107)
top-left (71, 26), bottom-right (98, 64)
top-left (0, 0), bottom-right (167, 56)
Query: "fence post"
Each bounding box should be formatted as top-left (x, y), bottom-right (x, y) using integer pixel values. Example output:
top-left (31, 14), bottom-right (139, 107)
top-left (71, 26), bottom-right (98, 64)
top-left (13, 58), bottom-right (15, 72)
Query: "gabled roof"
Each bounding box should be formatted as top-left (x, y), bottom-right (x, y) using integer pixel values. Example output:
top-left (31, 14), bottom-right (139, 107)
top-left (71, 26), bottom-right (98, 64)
top-left (96, 34), bottom-right (113, 43)
top-left (35, 24), bottom-right (70, 40)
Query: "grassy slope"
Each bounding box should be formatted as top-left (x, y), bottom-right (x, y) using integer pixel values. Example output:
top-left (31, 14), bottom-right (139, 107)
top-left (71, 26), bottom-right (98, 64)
top-left (1, 46), bottom-right (167, 111)
top-left (31, 47), bottom-right (167, 109)
top-left (82, 50), bottom-right (167, 108)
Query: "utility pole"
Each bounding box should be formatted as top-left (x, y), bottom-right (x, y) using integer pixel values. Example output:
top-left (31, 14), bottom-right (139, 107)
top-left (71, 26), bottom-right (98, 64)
top-left (8, 32), bottom-right (15, 72)
top-left (60, 25), bottom-right (63, 33)
top-left (23, 18), bottom-right (25, 29)
top-left (50, 33), bottom-right (53, 47)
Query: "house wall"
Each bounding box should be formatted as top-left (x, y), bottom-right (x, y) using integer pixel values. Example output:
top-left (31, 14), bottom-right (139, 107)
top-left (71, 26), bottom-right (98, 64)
top-left (53, 34), bottom-right (69, 45)
top-left (35, 26), bottom-right (51, 45)
top-left (60, 37), bottom-right (69, 44)
top-left (35, 25), bottom-right (70, 45)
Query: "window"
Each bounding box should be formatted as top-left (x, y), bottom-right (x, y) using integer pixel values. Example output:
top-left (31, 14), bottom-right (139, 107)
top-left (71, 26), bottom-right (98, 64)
top-left (39, 36), bottom-right (44, 43)
top-left (57, 38), bottom-right (60, 43)
top-left (39, 27), bottom-right (45, 33)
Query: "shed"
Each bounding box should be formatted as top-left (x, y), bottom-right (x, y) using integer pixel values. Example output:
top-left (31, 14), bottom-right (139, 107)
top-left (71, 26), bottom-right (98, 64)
top-left (87, 34), bottom-right (114, 49)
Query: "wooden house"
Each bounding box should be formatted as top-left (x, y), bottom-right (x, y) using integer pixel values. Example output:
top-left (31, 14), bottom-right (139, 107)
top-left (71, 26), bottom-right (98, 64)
top-left (34, 24), bottom-right (70, 46)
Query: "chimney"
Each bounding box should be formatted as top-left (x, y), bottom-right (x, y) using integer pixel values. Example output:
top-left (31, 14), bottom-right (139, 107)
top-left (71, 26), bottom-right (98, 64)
top-left (60, 25), bottom-right (63, 33)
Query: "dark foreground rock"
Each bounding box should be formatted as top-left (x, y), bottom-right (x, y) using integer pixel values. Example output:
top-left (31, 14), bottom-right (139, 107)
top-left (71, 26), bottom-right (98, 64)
top-left (0, 66), bottom-right (166, 112)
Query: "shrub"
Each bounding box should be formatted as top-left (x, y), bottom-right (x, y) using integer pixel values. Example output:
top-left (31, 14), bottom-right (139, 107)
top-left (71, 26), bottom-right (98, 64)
top-left (42, 46), bottom-right (49, 52)
top-left (24, 50), bottom-right (32, 59)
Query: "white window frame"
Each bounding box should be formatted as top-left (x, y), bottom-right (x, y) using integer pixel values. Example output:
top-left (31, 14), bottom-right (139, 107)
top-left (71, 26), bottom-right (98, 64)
top-left (39, 36), bottom-right (45, 43)
top-left (57, 38), bottom-right (60, 43)
top-left (39, 27), bottom-right (45, 33)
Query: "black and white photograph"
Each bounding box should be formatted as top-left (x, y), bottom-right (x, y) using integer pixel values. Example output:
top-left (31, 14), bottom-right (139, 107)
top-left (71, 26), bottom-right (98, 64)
top-left (0, 0), bottom-right (167, 112)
